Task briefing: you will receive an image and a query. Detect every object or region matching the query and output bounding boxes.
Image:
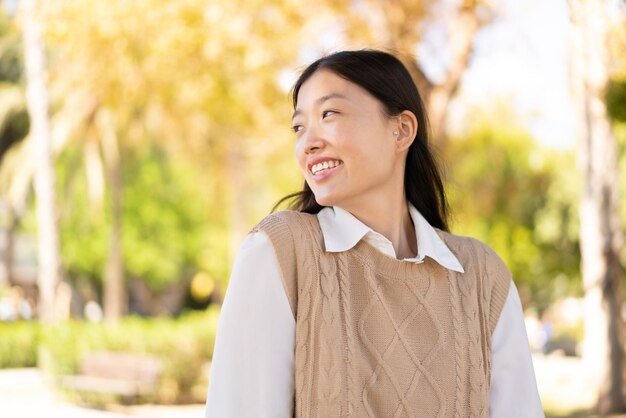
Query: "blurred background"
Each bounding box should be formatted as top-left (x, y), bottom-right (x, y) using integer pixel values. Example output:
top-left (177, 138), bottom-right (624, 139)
top-left (0, 0), bottom-right (625, 416)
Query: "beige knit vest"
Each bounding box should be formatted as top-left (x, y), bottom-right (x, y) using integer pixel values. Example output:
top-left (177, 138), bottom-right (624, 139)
top-left (251, 210), bottom-right (511, 418)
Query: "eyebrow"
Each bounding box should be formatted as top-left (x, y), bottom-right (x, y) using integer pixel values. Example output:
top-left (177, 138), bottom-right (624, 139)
top-left (292, 93), bottom-right (350, 120)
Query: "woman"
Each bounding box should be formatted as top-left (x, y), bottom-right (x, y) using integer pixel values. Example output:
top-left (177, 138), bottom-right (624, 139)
top-left (205, 50), bottom-right (544, 418)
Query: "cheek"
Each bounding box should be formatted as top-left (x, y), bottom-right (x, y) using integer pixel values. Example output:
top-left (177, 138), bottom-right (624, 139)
top-left (349, 139), bottom-right (395, 176)
top-left (294, 141), bottom-right (307, 172)
top-left (343, 136), bottom-right (386, 163)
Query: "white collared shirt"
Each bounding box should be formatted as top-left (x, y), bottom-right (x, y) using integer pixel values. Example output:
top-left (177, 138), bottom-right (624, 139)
top-left (205, 206), bottom-right (545, 418)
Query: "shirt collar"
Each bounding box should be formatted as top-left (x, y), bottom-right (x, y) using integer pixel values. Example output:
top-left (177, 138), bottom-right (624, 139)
top-left (317, 204), bottom-right (465, 273)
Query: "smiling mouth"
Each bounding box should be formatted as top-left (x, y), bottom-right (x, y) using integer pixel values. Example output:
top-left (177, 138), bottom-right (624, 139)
top-left (310, 160), bottom-right (343, 175)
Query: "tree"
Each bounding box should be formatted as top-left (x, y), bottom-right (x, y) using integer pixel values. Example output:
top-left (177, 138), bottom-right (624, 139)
top-left (36, 0), bottom-right (311, 314)
top-left (21, 0), bottom-right (60, 322)
top-left (317, 0), bottom-right (490, 146)
top-left (446, 106), bottom-right (581, 310)
top-left (96, 109), bottom-right (125, 321)
top-left (19, 0), bottom-right (489, 319)
top-left (568, 0), bottom-right (625, 413)
top-left (0, 9), bottom-right (29, 290)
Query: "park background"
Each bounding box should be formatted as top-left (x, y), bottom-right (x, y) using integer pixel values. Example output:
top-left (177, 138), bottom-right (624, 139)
top-left (0, 0), bottom-right (625, 416)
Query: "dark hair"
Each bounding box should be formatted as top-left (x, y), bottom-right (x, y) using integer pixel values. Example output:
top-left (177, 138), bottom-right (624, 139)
top-left (275, 49), bottom-right (449, 231)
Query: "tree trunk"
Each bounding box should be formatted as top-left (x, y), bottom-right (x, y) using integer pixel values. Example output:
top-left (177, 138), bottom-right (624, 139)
top-left (22, 0), bottom-right (61, 323)
top-left (321, 2), bottom-right (484, 148)
top-left (404, 6), bottom-right (481, 148)
top-left (2, 205), bottom-right (17, 287)
top-left (569, 0), bottom-right (625, 413)
top-left (345, 1), bottom-right (483, 147)
top-left (98, 109), bottom-right (126, 322)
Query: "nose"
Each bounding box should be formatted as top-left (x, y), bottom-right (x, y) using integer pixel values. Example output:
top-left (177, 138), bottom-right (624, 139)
top-left (302, 125), bottom-right (325, 154)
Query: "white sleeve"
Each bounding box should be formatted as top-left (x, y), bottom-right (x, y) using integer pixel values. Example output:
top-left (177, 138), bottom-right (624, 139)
top-left (489, 281), bottom-right (545, 418)
top-left (205, 231), bottom-right (296, 418)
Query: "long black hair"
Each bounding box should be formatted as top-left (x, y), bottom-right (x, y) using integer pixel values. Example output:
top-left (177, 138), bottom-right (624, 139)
top-left (275, 49), bottom-right (449, 231)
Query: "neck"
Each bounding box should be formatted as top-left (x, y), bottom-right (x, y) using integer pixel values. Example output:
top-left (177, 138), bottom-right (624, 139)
top-left (341, 195), bottom-right (417, 260)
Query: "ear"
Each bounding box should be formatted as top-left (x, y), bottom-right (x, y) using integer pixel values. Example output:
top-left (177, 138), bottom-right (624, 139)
top-left (393, 111), bottom-right (418, 153)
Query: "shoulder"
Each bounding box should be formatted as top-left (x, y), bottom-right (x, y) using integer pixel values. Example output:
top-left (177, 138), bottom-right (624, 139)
top-left (248, 211), bottom-right (320, 318)
top-left (251, 210), bottom-right (317, 233)
top-left (436, 229), bottom-right (510, 276)
top-left (250, 210), bottom-right (322, 252)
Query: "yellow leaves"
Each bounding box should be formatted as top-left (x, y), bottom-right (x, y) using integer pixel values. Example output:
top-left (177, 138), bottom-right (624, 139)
top-left (20, 0), bottom-right (317, 247)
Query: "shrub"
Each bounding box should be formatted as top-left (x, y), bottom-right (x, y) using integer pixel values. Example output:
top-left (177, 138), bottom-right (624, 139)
top-left (0, 305), bottom-right (220, 405)
top-left (0, 321), bottom-right (40, 368)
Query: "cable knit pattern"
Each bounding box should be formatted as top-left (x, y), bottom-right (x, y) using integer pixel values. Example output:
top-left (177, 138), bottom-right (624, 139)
top-left (458, 241), bottom-right (484, 418)
top-left (296, 215), bottom-right (317, 418)
top-left (336, 252), bottom-right (357, 417)
top-left (252, 211), bottom-right (511, 418)
top-left (449, 269), bottom-right (466, 418)
top-left (318, 254), bottom-right (342, 414)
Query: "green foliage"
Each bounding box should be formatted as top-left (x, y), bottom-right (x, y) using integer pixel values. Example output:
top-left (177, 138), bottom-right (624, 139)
top-left (447, 115), bottom-right (581, 309)
top-left (58, 145), bottom-right (210, 290)
top-left (617, 122), bottom-right (626, 268)
top-left (38, 0), bottom-right (307, 297)
top-left (56, 148), bottom-right (107, 283)
top-left (46, 307), bottom-right (219, 404)
top-left (0, 306), bottom-right (220, 405)
top-left (12, 0), bottom-right (608, 315)
top-left (121, 148), bottom-right (209, 289)
top-left (0, 321), bottom-right (40, 368)
top-left (0, 9), bottom-right (27, 163)
top-left (606, 77), bottom-right (626, 122)
top-left (0, 10), bottom-right (23, 84)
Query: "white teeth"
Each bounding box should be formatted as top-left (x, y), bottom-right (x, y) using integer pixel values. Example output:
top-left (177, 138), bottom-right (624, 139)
top-left (311, 160), bottom-right (342, 175)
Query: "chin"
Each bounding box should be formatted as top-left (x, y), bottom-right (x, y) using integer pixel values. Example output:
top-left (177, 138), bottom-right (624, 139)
top-left (314, 196), bottom-right (334, 207)
top-left (313, 192), bottom-right (339, 208)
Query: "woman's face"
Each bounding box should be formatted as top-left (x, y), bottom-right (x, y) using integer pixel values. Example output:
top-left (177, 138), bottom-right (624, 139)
top-left (292, 69), bottom-right (404, 209)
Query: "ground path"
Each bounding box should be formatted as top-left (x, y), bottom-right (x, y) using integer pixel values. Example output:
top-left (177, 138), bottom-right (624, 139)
top-left (0, 368), bottom-right (204, 417)
top-left (0, 354), bottom-right (607, 417)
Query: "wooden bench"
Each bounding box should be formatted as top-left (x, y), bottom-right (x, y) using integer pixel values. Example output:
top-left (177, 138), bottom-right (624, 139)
top-left (59, 352), bottom-right (163, 400)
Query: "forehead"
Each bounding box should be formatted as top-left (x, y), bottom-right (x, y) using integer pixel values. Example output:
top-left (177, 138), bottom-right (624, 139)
top-left (296, 69), bottom-right (376, 107)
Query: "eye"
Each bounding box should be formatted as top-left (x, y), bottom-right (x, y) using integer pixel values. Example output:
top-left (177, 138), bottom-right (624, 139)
top-left (322, 110), bottom-right (337, 118)
top-left (292, 124), bottom-right (303, 133)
